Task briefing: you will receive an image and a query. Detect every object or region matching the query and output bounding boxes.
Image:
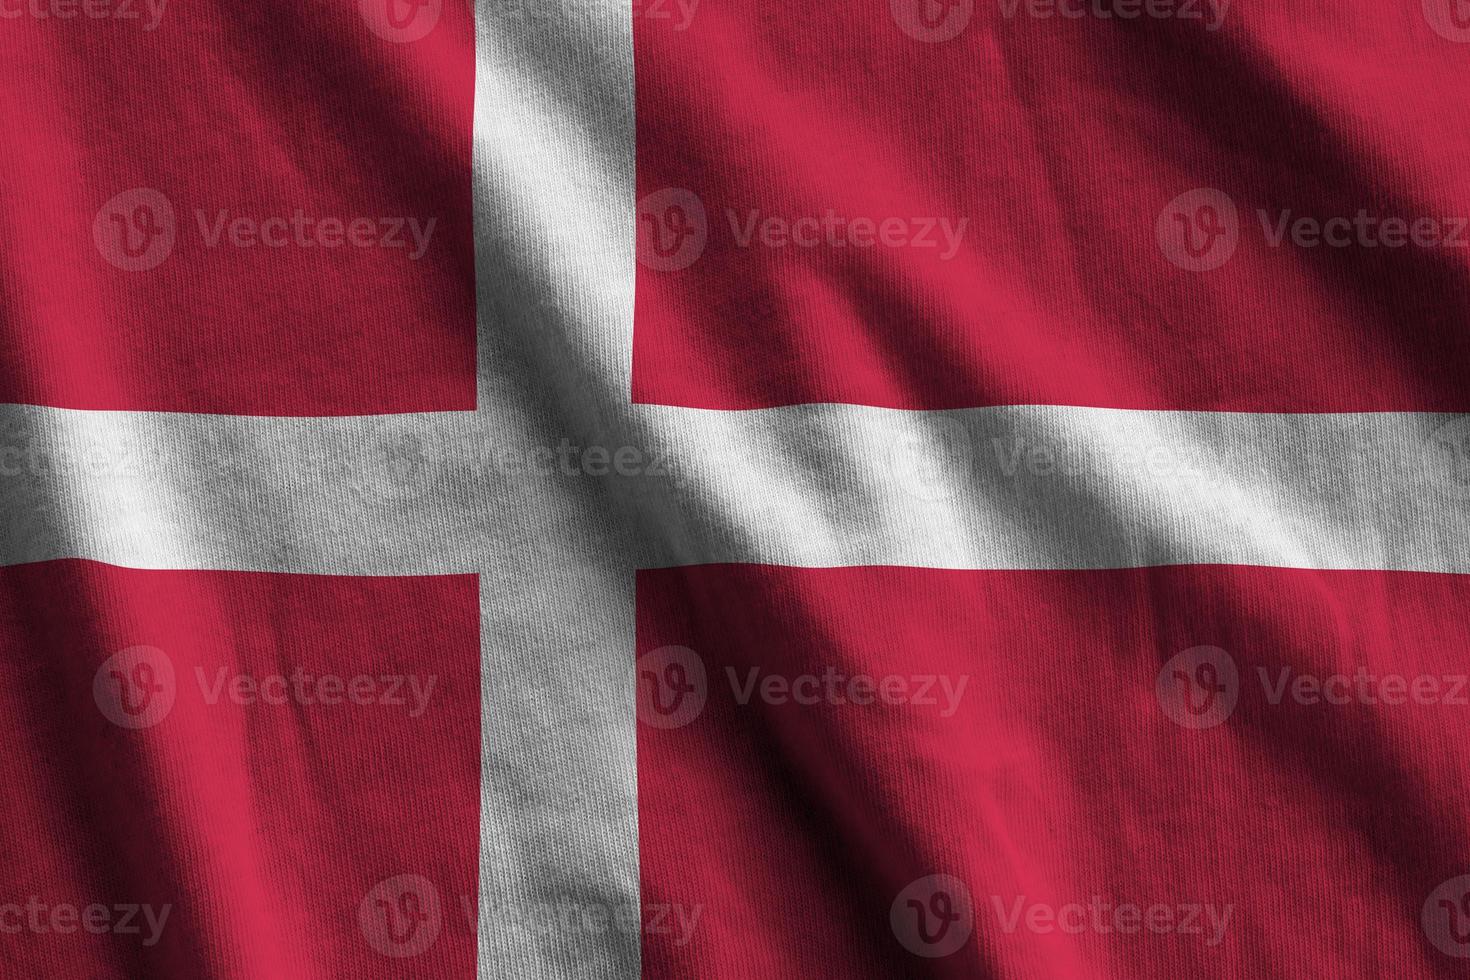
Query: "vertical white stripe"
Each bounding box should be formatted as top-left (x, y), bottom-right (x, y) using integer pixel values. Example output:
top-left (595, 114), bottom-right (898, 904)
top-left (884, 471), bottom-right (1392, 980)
top-left (471, 0), bottom-right (641, 976)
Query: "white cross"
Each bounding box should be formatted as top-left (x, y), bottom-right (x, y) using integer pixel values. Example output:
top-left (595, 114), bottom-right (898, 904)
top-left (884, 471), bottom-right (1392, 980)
top-left (5, 4), bottom-right (1465, 978)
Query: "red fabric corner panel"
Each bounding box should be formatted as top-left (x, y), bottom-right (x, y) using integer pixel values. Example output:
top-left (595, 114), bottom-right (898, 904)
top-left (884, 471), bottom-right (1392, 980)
top-left (0, 560), bottom-right (480, 979)
top-left (0, 1), bottom-right (475, 415)
top-left (637, 564), bottom-right (1470, 978)
top-left (633, 4), bottom-right (1470, 411)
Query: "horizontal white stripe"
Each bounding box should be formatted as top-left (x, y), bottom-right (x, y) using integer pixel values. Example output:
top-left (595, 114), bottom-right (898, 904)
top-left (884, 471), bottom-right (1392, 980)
top-left (6, 404), bottom-right (1464, 575)
top-left (635, 403), bottom-right (1470, 573)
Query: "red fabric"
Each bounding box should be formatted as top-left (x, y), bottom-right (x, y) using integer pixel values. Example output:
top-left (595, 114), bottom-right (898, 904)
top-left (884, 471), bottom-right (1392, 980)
top-left (0, 0), bottom-right (476, 415)
top-left (0, 560), bottom-right (480, 978)
top-left (638, 564), bottom-right (1470, 977)
top-left (634, 4), bottom-right (1470, 411)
